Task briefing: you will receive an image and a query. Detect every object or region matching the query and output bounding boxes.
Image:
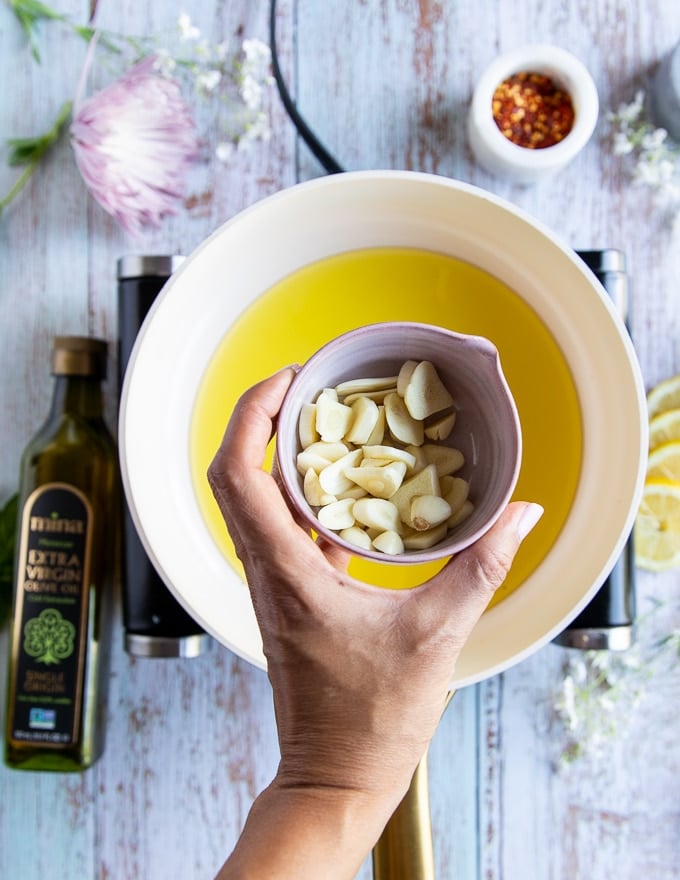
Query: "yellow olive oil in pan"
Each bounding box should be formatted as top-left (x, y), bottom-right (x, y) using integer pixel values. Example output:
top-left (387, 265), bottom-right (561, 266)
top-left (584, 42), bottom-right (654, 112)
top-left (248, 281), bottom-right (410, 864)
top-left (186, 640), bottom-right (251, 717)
top-left (190, 248), bottom-right (582, 606)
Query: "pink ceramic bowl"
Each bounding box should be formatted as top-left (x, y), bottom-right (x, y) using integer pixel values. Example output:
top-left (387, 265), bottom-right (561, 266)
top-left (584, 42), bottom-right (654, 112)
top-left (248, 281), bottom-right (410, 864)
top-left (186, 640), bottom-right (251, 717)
top-left (275, 322), bottom-right (522, 564)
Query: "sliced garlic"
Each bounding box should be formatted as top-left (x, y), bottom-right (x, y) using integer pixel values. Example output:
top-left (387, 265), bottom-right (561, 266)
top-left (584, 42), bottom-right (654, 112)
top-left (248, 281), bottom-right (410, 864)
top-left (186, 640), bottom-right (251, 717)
top-left (318, 498), bottom-right (357, 531)
top-left (372, 530), bottom-right (405, 555)
top-left (296, 450), bottom-right (333, 476)
top-left (384, 392), bottom-right (424, 446)
top-left (352, 498), bottom-right (401, 533)
top-left (345, 396), bottom-right (380, 445)
top-left (339, 525), bottom-right (373, 550)
top-left (403, 360), bottom-right (454, 420)
top-left (390, 463), bottom-right (440, 527)
top-left (342, 388), bottom-right (398, 406)
top-left (335, 375), bottom-right (399, 397)
top-left (424, 410), bottom-right (456, 441)
top-left (296, 358), bottom-right (473, 555)
top-left (318, 449), bottom-right (363, 495)
top-left (298, 403), bottom-right (319, 449)
top-left (303, 468), bottom-right (337, 507)
top-left (316, 390), bottom-right (353, 442)
top-left (441, 476), bottom-right (469, 518)
top-left (365, 406), bottom-right (386, 445)
top-left (410, 494), bottom-right (452, 531)
top-left (404, 444), bottom-right (428, 474)
top-left (361, 445), bottom-right (417, 470)
top-left (448, 499), bottom-right (474, 528)
top-left (403, 523), bottom-right (448, 550)
top-left (336, 485), bottom-right (369, 501)
top-left (303, 441), bottom-right (350, 461)
top-left (360, 457), bottom-right (390, 468)
top-left (397, 360), bottom-right (418, 397)
top-left (422, 444), bottom-right (464, 477)
top-left (345, 461), bottom-right (407, 499)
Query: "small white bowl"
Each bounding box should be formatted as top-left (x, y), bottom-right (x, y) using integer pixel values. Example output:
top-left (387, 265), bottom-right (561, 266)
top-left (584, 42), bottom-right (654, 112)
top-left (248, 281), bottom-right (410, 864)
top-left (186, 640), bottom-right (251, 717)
top-left (275, 322), bottom-right (522, 565)
top-left (468, 44), bottom-right (599, 183)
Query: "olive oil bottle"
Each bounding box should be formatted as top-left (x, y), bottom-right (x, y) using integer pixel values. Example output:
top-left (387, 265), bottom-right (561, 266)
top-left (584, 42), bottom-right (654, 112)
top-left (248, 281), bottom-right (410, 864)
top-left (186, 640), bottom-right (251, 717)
top-left (5, 337), bottom-right (118, 771)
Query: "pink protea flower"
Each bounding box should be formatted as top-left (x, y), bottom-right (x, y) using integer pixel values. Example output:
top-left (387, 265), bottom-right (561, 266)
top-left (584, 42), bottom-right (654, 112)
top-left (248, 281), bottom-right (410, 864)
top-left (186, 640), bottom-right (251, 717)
top-left (70, 56), bottom-right (200, 235)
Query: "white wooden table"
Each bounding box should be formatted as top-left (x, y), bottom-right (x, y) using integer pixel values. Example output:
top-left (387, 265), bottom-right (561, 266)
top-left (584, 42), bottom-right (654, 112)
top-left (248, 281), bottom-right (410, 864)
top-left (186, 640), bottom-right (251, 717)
top-left (1, 1), bottom-right (679, 877)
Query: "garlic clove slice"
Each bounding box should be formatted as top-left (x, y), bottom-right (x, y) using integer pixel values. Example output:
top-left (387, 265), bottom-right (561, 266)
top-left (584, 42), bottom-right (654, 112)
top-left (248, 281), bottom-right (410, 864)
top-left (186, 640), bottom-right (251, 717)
top-left (424, 410), bottom-right (457, 441)
top-left (315, 390), bottom-right (353, 442)
top-left (335, 375), bottom-right (399, 397)
top-left (352, 498), bottom-right (402, 533)
top-left (384, 392), bottom-right (424, 446)
top-left (410, 494), bottom-right (452, 531)
top-left (345, 461), bottom-right (407, 499)
top-left (372, 529), bottom-right (405, 555)
top-left (345, 396), bottom-right (380, 445)
top-left (318, 448), bottom-right (364, 495)
top-left (317, 498), bottom-right (357, 531)
top-left (298, 403), bottom-right (320, 449)
top-left (403, 360), bottom-right (454, 420)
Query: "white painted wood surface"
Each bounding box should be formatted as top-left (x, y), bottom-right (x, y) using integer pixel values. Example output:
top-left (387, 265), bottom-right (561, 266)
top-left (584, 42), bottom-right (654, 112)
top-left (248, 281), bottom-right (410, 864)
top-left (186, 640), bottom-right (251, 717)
top-left (1, 1), bottom-right (679, 877)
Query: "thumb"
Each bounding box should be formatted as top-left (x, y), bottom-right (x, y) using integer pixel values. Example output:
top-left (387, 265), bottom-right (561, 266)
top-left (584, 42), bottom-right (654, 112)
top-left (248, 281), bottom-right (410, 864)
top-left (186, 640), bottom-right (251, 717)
top-left (421, 501), bottom-right (544, 636)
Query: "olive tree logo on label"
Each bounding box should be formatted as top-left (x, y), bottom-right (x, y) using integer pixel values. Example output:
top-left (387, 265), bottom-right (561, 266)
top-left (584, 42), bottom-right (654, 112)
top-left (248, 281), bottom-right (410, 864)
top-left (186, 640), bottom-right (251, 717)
top-left (23, 608), bottom-right (76, 665)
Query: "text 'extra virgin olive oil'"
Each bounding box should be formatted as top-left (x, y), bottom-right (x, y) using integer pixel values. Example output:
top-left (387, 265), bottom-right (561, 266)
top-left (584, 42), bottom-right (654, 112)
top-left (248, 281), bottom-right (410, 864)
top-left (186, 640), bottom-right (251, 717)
top-left (5, 337), bottom-right (118, 772)
top-left (190, 247), bottom-right (582, 603)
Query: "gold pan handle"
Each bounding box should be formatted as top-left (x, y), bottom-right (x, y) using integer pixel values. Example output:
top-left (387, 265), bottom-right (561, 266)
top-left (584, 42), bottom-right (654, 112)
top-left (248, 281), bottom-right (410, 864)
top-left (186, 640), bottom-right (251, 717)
top-left (371, 748), bottom-right (435, 880)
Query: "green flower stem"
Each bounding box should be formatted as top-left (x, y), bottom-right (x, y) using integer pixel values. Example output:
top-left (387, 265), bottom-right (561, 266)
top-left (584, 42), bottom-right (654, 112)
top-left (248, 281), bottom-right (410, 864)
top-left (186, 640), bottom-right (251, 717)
top-left (0, 99), bottom-right (72, 213)
top-left (7, 0), bottom-right (154, 59)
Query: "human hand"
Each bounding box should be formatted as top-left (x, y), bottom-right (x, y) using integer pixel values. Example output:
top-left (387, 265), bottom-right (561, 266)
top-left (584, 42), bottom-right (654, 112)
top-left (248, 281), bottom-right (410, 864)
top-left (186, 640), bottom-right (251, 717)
top-left (208, 366), bottom-right (543, 810)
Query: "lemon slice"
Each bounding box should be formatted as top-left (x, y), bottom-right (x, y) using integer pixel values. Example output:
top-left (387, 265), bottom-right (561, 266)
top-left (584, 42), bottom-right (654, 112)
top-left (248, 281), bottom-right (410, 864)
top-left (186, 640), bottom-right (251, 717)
top-left (647, 374), bottom-right (680, 419)
top-left (649, 407), bottom-right (680, 450)
top-left (646, 440), bottom-right (680, 482)
top-left (635, 479), bottom-right (680, 570)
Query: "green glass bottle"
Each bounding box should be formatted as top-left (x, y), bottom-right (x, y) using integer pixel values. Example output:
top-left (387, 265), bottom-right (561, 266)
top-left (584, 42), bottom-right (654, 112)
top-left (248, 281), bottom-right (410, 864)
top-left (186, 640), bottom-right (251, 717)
top-left (5, 336), bottom-right (118, 771)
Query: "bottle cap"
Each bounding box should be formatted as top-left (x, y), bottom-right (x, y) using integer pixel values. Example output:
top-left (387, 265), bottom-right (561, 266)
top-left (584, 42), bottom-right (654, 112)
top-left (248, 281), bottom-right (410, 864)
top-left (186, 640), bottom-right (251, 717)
top-left (51, 336), bottom-right (108, 379)
top-left (116, 255), bottom-right (185, 280)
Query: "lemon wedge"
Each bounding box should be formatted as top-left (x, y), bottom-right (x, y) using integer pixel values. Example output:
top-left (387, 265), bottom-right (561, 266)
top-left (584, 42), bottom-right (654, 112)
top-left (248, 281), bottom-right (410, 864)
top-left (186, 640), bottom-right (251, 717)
top-left (649, 407), bottom-right (680, 450)
top-left (635, 479), bottom-right (680, 570)
top-left (646, 440), bottom-right (680, 482)
top-left (647, 374), bottom-right (680, 419)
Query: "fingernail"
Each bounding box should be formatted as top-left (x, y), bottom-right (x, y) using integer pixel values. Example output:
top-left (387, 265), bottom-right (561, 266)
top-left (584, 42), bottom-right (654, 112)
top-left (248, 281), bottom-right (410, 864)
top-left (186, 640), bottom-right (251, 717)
top-left (516, 503), bottom-right (544, 541)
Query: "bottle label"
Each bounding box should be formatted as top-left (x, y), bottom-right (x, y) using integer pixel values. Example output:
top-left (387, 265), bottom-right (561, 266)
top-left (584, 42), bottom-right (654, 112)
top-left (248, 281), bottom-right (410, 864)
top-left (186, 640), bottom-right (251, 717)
top-left (7, 483), bottom-right (93, 748)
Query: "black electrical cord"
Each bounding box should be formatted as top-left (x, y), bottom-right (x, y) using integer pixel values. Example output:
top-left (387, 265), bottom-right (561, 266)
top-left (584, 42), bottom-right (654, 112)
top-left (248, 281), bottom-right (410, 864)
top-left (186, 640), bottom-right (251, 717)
top-left (269, 0), bottom-right (346, 174)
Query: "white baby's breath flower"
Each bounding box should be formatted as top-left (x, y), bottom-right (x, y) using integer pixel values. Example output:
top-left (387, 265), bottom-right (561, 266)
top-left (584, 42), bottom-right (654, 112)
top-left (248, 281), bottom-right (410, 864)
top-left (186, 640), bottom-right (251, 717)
top-left (239, 111), bottom-right (272, 147)
top-left (196, 69), bottom-right (222, 94)
top-left (216, 141), bottom-right (235, 163)
top-left (242, 38), bottom-right (273, 79)
top-left (178, 12), bottom-right (200, 42)
top-left (610, 89), bottom-right (645, 124)
top-left (152, 49), bottom-right (176, 78)
top-left (610, 90), bottom-right (680, 227)
top-left (240, 73), bottom-right (265, 110)
top-left (613, 132), bottom-right (635, 155)
top-left (215, 41), bottom-right (230, 61)
top-left (641, 128), bottom-right (668, 151)
top-left (570, 655), bottom-right (588, 684)
top-left (560, 675), bottom-right (578, 731)
top-left (633, 158), bottom-right (665, 187)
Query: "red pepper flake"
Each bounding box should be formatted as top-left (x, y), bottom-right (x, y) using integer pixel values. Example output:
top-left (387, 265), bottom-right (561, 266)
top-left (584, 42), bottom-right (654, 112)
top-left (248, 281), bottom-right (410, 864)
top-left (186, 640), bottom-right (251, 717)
top-left (492, 71), bottom-right (575, 149)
